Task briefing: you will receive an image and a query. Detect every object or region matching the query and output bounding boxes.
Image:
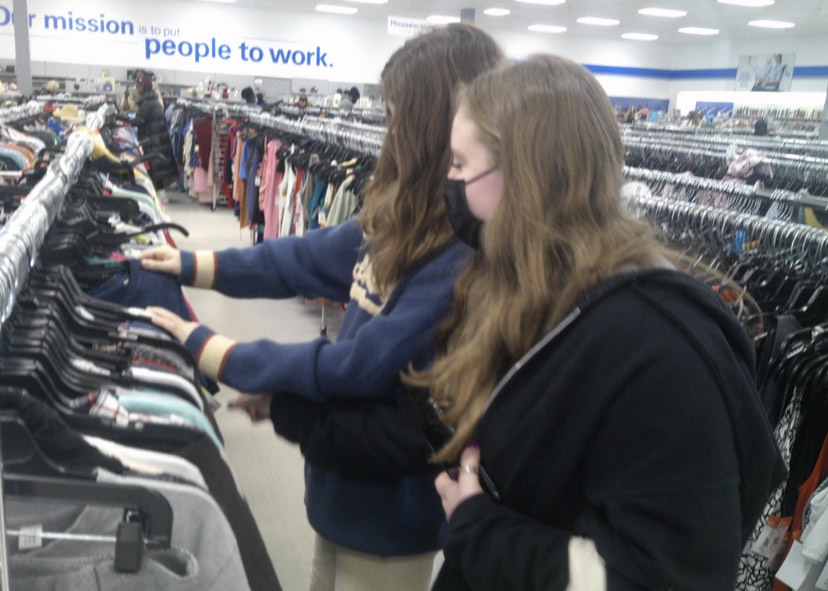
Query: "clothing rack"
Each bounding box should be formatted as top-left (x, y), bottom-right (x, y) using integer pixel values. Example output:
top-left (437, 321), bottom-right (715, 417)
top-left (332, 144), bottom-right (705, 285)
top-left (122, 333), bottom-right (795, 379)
top-left (621, 126), bottom-right (828, 159)
top-left (621, 184), bottom-right (828, 261)
top-left (0, 101), bottom-right (43, 124)
top-left (246, 112), bottom-right (384, 157)
top-left (0, 102), bottom-right (110, 322)
top-left (630, 120), bottom-right (818, 140)
top-left (623, 137), bottom-right (828, 197)
top-left (0, 103), bottom-right (110, 589)
top-left (175, 98), bottom-right (386, 155)
top-left (623, 166), bottom-right (828, 216)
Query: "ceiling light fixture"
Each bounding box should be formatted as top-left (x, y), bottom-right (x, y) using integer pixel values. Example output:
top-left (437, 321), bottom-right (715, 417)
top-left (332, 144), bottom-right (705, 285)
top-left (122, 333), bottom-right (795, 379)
top-left (622, 32), bottom-right (659, 40)
top-left (678, 26), bottom-right (720, 35)
top-left (528, 24), bottom-right (567, 33)
top-left (315, 4), bottom-right (358, 14)
top-left (748, 19), bottom-right (795, 28)
top-left (427, 14), bottom-right (461, 23)
top-left (514, 0), bottom-right (566, 6)
top-left (577, 17), bottom-right (621, 26)
top-left (484, 8), bottom-right (511, 16)
top-left (638, 8), bottom-right (687, 18)
top-left (717, 0), bottom-right (774, 6)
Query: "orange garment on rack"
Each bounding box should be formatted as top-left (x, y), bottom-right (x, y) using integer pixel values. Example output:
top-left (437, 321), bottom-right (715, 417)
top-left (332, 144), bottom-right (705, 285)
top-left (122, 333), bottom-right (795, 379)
top-left (771, 433), bottom-right (828, 591)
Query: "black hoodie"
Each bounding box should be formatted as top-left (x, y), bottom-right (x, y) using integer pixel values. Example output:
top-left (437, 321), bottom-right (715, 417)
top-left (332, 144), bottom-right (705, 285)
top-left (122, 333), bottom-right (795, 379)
top-left (433, 269), bottom-right (785, 590)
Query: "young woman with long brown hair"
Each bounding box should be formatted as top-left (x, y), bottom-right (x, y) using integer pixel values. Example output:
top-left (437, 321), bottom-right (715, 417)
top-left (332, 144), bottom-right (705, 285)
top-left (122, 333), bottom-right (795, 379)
top-left (420, 54), bottom-right (785, 591)
top-left (137, 23), bottom-right (504, 591)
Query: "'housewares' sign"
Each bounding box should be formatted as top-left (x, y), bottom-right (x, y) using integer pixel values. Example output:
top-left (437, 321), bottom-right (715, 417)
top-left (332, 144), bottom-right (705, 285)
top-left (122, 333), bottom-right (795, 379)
top-left (387, 16), bottom-right (429, 38)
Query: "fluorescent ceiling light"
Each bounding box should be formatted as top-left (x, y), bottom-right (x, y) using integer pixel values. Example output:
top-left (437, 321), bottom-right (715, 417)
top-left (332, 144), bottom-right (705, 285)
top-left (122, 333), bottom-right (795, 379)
top-left (717, 0), bottom-right (774, 6)
top-left (528, 24), bottom-right (567, 33)
top-left (749, 19), bottom-right (795, 28)
top-left (315, 4), bottom-right (358, 14)
top-left (345, 0), bottom-right (388, 3)
top-left (484, 8), bottom-right (511, 16)
top-left (678, 26), bottom-right (720, 35)
top-left (199, 0), bottom-right (237, 3)
top-left (577, 17), bottom-right (621, 26)
top-left (427, 14), bottom-right (461, 23)
top-left (622, 32), bottom-right (659, 40)
top-left (638, 7), bottom-right (687, 18)
top-left (514, 0), bottom-right (566, 5)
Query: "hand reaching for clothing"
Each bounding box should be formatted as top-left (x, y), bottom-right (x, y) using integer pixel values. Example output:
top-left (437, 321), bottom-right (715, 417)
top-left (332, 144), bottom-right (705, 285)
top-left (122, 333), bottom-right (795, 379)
top-left (228, 393), bottom-right (275, 423)
top-left (138, 245), bottom-right (182, 276)
top-left (435, 444), bottom-right (484, 521)
top-left (146, 306), bottom-right (199, 344)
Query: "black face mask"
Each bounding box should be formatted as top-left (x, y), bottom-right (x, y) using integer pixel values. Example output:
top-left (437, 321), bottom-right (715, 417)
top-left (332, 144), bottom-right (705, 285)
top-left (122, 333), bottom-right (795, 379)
top-left (443, 166), bottom-right (498, 249)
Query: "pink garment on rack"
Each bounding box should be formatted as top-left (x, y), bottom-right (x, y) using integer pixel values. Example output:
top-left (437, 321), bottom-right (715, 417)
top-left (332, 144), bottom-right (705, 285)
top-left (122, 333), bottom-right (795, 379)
top-left (262, 139), bottom-right (283, 239)
top-left (193, 166), bottom-right (210, 194)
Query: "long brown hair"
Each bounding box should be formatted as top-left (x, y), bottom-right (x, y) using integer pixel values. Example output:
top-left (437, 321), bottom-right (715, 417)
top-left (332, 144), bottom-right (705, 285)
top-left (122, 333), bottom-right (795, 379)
top-left (358, 24), bottom-right (504, 294)
top-left (410, 55), bottom-right (667, 462)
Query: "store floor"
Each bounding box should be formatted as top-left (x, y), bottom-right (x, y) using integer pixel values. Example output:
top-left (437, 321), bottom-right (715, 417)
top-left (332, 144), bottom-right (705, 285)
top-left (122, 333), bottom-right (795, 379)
top-left (164, 191), bottom-right (337, 591)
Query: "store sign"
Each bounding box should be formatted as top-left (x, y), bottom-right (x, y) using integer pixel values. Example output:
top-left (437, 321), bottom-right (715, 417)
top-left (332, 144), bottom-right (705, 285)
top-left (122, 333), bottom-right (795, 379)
top-left (735, 53), bottom-right (796, 92)
top-left (387, 16), bottom-right (429, 38)
top-left (0, 1), bottom-right (344, 78)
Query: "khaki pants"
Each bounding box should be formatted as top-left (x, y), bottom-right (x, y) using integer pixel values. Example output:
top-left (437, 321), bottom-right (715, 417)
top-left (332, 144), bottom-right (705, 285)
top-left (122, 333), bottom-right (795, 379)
top-left (309, 534), bottom-right (437, 591)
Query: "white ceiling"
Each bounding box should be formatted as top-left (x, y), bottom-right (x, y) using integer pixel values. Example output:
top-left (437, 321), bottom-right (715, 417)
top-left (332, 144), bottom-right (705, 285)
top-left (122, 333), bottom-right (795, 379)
top-left (215, 0), bottom-right (828, 46)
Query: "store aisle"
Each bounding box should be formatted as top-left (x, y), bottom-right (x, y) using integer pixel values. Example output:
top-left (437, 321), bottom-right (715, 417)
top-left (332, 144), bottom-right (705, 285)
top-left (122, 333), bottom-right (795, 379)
top-left (163, 193), bottom-right (339, 591)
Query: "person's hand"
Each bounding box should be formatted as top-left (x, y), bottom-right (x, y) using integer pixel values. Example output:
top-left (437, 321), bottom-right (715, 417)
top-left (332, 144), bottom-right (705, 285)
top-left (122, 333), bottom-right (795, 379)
top-left (435, 444), bottom-right (484, 521)
top-left (228, 393), bottom-right (274, 423)
top-left (146, 306), bottom-right (199, 344)
top-left (138, 245), bottom-right (182, 276)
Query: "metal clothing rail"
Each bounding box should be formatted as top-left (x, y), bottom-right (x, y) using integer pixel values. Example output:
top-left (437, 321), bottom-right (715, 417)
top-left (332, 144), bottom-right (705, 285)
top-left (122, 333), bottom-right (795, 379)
top-left (175, 98), bottom-right (386, 155)
top-left (247, 113), bottom-right (385, 156)
top-left (623, 166), bottom-right (828, 213)
top-left (622, 186), bottom-right (828, 262)
top-left (621, 126), bottom-right (828, 159)
top-left (623, 138), bottom-right (828, 196)
top-left (0, 102), bottom-right (109, 325)
top-left (630, 120), bottom-right (818, 140)
top-left (0, 101), bottom-right (43, 124)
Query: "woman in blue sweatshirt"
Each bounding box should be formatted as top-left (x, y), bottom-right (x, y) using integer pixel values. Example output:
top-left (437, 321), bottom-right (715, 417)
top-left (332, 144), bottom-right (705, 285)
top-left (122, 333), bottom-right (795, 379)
top-left (139, 24), bottom-right (504, 591)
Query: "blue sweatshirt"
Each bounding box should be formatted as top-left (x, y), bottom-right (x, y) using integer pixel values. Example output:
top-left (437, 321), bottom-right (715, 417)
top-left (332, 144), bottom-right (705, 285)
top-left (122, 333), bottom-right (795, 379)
top-left (179, 218), bottom-right (471, 555)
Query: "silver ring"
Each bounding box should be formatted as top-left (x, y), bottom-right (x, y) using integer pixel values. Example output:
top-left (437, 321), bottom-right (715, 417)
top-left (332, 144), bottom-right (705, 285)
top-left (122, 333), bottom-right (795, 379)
top-left (460, 464), bottom-right (478, 475)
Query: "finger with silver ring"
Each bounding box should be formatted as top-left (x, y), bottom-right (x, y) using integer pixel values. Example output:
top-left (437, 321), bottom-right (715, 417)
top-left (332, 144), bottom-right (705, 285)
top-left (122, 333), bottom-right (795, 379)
top-left (460, 464), bottom-right (478, 475)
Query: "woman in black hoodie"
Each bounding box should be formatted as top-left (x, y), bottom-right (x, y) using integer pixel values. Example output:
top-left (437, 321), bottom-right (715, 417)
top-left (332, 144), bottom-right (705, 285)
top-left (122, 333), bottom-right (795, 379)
top-left (414, 55), bottom-right (786, 591)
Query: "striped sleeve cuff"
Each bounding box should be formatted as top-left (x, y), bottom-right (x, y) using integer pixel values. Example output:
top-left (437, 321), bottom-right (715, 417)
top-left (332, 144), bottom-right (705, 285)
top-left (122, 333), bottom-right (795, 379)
top-left (187, 326), bottom-right (238, 381)
top-left (566, 537), bottom-right (606, 591)
top-left (193, 250), bottom-right (218, 289)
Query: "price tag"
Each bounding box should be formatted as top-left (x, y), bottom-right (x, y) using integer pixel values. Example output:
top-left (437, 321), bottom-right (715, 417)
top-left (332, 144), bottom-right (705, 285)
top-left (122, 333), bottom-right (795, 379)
top-left (752, 515), bottom-right (792, 561)
top-left (18, 524), bottom-right (43, 550)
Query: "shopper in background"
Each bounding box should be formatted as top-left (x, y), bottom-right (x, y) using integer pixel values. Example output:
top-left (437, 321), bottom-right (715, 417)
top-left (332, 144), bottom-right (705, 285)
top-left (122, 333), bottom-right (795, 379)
top-left (39, 79), bottom-right (61, 95)
top-left (121, 72), bottom-right (164, 114)
top-left (754, 117), bottom-right (769, 136)
top-left (131, 69), bottom-right (177, 194)
top-left (241, 86), bottom-right (256, 104)
top-left (295, 92), bottom-right (309, 108)
top-left (138, 23), bottom-right (504, 591)
top-left (412, 54), bottom-right (785, 590)
top-left (339, 86), bottom-right (360, 111)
